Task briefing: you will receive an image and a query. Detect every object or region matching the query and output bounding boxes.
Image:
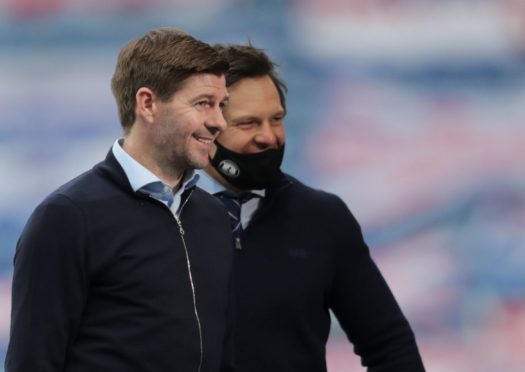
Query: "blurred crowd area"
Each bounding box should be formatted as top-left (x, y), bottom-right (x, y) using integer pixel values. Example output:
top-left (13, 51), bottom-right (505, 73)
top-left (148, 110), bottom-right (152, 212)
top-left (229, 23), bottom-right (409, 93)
top-left (1, 1), bottom-right (525, 371)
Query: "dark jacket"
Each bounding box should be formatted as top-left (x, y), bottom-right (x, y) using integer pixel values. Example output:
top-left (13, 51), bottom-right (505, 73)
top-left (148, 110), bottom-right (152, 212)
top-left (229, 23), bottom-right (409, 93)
top-left (232, 173), bottom-right (425, 372)
top-left (6, 150), bottom-right (235, 372)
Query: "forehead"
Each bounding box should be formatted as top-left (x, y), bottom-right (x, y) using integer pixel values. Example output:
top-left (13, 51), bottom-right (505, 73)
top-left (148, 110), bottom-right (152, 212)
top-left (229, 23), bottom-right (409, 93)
top-left (175, 73), bottom-right (227, 98)
top-left (224, 76), bottom-right (283, 117)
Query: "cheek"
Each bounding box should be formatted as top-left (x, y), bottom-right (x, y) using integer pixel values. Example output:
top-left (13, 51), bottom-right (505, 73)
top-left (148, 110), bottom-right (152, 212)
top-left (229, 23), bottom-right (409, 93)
top-left (275, 127), bottom-right (286, 145)
top-left (217, 128), bottom-right (252, 153)
top-left (177, 118), bottom-right (200, 141)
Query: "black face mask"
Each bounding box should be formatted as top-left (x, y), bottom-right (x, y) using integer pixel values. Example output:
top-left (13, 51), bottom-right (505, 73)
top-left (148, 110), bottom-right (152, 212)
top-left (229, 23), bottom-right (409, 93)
top-left (210, 141), bottom-right (284, 190)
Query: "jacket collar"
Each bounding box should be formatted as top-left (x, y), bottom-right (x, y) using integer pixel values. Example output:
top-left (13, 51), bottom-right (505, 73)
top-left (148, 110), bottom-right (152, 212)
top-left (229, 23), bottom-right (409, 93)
top-left (93, 147), bottom-right (136, 193)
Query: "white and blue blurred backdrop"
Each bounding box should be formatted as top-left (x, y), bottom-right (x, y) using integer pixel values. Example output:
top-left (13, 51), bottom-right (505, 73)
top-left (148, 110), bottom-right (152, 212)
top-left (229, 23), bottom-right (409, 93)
top-left (1, 1), bottom-right (524, 371)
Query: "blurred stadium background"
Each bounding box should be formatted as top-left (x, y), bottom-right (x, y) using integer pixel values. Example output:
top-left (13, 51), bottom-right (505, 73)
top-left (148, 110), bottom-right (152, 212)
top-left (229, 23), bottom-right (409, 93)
top-left (1, 0), bottom-right (524, 371)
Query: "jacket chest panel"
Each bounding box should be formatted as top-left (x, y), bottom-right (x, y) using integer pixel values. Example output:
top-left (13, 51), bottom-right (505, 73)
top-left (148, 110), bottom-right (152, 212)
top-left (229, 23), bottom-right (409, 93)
top-left (236, 225), bottom-right (333, 317)
top-left (86, 207), bottom-right (196, 315)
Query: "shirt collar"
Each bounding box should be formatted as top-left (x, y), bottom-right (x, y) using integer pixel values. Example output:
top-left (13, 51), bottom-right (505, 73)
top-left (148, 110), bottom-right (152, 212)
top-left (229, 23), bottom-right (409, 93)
top-left (112, 138), bottom-right (199, 193)
top-left (196, 169), bottom-right (265, 198)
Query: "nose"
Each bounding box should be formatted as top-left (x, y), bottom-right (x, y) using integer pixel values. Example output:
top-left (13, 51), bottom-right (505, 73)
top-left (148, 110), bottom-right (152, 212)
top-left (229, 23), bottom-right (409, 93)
top-left (206, 107), bottom-right (227, 134)
top-left (253, 122), bottom-right (280, 150)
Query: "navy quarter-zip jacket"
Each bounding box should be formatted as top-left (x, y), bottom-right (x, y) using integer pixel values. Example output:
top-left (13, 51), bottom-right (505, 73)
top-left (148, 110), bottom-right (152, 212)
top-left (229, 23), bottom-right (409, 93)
top-left (231, 173), bottom-right (425, 372)
top-left (6, 149), bottom-right (235, 372)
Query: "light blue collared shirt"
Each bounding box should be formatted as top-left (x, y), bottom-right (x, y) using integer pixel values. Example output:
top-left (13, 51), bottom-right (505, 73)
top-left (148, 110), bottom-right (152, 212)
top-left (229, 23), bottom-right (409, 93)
top-left (197, 170), bottom-right (265, 229)
top-left (112, 139), bottom-right (199, 217)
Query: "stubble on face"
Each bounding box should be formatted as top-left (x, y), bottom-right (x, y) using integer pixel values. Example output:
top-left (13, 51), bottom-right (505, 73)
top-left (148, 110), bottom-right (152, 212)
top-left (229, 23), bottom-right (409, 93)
top-left (151, 74), bottom-right (227, 183)
top-left (152, 108), bottom-right (189, 179)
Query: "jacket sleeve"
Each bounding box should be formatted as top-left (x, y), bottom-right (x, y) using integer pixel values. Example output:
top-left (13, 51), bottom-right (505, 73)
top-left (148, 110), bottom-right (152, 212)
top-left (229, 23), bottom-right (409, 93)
top-left (326, 196), bottom-right (425, 372)
top-left (5, 194), bottom-right (90, 372)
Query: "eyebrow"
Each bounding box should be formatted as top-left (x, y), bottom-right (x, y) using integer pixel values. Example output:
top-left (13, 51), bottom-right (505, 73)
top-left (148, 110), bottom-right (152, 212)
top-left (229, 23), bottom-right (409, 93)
top-left (194, 93), bottom-right (229, 104)
top-left (233, 110), bottom-right (286, 122)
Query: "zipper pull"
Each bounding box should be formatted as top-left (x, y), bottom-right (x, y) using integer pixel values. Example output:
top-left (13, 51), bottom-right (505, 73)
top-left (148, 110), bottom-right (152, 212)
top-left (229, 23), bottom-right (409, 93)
top-left (234, 237), bottom-right (242, 250)
top-left (175, 217), bottom-right (185, 235)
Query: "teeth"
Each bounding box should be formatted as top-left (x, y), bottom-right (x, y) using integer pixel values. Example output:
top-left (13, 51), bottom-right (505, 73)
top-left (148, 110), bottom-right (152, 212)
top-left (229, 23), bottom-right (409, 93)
top-left (195, 136), bottom-right (212, 144)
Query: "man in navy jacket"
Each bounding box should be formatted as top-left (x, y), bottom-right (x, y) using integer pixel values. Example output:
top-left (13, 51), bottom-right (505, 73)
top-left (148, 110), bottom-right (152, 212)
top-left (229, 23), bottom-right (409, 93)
top-left (6, 28), bottom-right (235, 372)
top-left (200, 44), bottom-right (426, 371)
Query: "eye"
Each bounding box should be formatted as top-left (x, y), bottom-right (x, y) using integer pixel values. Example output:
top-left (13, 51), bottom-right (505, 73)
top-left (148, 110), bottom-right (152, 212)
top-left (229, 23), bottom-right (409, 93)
top-left (271, 115), bottom-right (284, 124)
top-left (236, 120), bottom-right (256, 128)
top-left (195, 99), bottom-right (211, 109)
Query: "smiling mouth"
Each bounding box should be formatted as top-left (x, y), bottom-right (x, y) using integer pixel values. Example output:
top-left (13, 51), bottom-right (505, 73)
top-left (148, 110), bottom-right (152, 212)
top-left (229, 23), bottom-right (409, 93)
top-left (193, 134), bottom-right (213, 145)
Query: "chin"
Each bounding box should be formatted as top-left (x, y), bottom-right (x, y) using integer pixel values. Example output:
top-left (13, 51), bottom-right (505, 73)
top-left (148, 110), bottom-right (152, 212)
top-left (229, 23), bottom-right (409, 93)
top-left (188, 157), bottom-right (210, 170)
top-left (183, 148), bottom-right (209, 170)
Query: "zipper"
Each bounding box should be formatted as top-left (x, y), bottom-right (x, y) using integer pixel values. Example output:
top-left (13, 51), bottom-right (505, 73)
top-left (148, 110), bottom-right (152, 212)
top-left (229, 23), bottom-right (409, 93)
top-left (174, 190), bottom-right (204, 372)
top-left (234, 236), bottom-right (242, 250)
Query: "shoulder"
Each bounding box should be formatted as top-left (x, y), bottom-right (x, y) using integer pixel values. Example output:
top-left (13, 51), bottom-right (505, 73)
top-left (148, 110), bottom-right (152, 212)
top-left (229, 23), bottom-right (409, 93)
top-left (25, 184), bottom-right (87, 235)
top-left (17, 190), bottom-right (89, 261)
top-left (24, 166), bottom-right (115, 229)
top-left (280, 173), bottom-right (349, 210)
top-left (46, 156), bottom-right (132, 210)
top-left (273, 173), bottom-right (363, 234)
top-left (32, 170), bottom-right (93, 217)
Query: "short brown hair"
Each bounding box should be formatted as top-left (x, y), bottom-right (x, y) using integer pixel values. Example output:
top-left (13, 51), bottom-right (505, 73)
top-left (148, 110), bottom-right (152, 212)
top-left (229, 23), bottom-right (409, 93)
top-left (111, 27), bottom-right (229, 133)
top-left (213, 43), bottom-right (287, 111)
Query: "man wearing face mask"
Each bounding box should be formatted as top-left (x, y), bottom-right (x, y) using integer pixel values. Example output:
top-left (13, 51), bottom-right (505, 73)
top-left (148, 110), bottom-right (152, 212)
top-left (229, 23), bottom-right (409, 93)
top-left (199, 44), bottom-right (425, 372)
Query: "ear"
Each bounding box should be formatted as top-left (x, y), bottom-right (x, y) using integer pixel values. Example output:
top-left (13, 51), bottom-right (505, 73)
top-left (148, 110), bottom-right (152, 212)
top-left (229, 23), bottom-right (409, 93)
top-left (135, 87), bottom-right (157, 124)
